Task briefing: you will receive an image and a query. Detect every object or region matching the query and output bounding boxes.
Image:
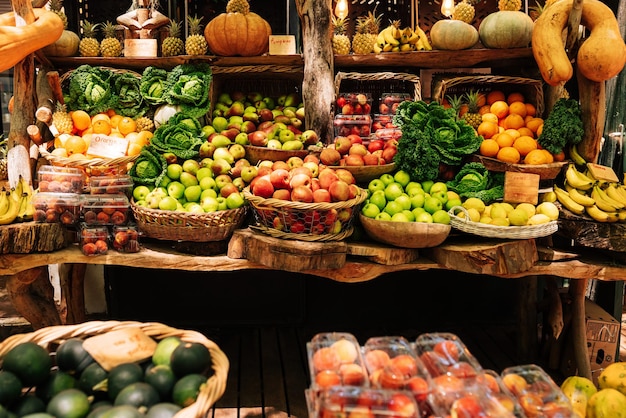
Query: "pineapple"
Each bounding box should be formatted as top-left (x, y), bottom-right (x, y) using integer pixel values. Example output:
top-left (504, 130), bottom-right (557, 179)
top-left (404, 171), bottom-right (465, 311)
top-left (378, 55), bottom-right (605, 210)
top-left (352, 16), bottom-right (373, 54)
top-left (100, 21), bottom-right (122, 57)
top-left (185, 15), bottom-right (208, 56)
top-left (48, 0), bottom-right (68, 29)
top-left (452, 0), bottom-right (476, 23)
top-left (462, 90), bottom-right (483, 129)
top-left (162, 20), bottom-right (185, 57)
top-left (446, 95), bottom-right (464, 120)
top-left (529, 1), bottom-right (546, 20)
top-left (0, 135), bottom-right (7, 181)
top-left (52, 102), bottom-right (74, 135)
top-left (331, 15), bottom-right (351, 55)
top-left (226, 0), bottom-right (251, 14)
top-left (79, 20), bottom-right (100, 57)
top-left (135, 116), bottom-right (155, 133)
top-left (498, 0), bottom-right (522, 11)
top-left (367, 10), bottom-right (383, 47)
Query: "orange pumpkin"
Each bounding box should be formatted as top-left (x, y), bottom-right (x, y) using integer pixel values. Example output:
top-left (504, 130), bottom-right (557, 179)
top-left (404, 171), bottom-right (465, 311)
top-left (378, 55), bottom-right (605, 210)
top-left (204, 0), bottom-right (271, 57)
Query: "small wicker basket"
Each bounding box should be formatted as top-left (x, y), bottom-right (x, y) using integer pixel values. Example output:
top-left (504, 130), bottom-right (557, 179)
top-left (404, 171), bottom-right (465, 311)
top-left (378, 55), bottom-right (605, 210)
top-left (0, 320), bottom-right (229, 418)
top-left (131, 202), bottom-right (249, 242)
top-left (39, 145), bottom-right (138, 178)
top-left (448, 206), bottom-right (558, 239)
top-left (243, 186), bottom-right (367, 242)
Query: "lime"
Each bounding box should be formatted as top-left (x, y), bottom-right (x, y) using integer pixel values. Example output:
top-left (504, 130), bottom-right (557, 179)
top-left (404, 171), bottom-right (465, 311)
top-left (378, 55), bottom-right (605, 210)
top-left (172, 374), bottom-right (207, 408)
top-left (0, 370), bottom-right (22, 406)
top-left (2, 342), bottom-right (52, 386)
top-left (46, 389), bottom-right (90, 418)
top-left (152, 337), bottom-right (182, 367)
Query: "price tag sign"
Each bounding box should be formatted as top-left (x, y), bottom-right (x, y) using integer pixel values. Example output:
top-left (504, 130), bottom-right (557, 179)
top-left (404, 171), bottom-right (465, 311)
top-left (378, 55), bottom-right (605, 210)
top-left (269, 35), bottom-right (296, 55)
top-left (504, 171), bottom-right (540, 205)
top-left (87, 134), bottom-right (129, 159)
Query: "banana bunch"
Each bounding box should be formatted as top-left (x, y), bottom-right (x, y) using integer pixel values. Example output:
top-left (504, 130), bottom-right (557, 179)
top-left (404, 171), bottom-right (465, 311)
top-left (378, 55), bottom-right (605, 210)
top-left (374, 24), bottom-right (431, 53)
top-left (0, 176), bottom-right (35, 226)
top-left (568, 143), bottom-right (587, 167)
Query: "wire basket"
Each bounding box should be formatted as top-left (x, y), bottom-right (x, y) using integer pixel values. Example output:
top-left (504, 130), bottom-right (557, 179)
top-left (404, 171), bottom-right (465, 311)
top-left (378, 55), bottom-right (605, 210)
top-left (243, 186), bottom-right (368, 242)
top-left (131, 201), bottom-right (249, 242)
top-left (448, 206), bottom-right (558, 239)
top-left (0, 320), bottom-right (229, 418)
top-left (431, 74), bottom-right (545, 117)
top-left (39, 145), bottom-right (137, 178)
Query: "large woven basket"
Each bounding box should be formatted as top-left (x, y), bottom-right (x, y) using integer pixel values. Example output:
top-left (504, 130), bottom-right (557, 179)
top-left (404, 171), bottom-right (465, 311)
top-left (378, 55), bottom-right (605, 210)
top-left (243, 186), bottom-right (367, 242)
top-left (448, 206), bottom-right (558, 239)
top-left (39, 145), bottom-right (138, 178)
top-left (0, 320), bottom-right (229, 418)
top-left (131, 201), bottom-right (248, 242)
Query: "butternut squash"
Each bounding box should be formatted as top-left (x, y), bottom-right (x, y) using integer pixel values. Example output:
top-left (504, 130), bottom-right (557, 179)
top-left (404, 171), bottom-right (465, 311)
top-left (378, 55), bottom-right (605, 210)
top-left (0, 8), bottom-right (64, 73)
top-left (532, 0), bottom-right (626, 85)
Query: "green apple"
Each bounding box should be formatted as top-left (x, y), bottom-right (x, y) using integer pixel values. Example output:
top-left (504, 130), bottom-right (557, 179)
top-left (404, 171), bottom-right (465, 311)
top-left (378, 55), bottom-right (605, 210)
top-left (201, 196), bottom-right (220, 212)
top-left (379, 173), bottom-right (395, 186)
top-left (226, 192), bottom-right (245, 209)
top-left (410, 193), bottom-right (425, 209)
top-left (393, 170), bottom-right (411, 188)
top-left (384, 182), bottom-right (404, 201)
top-left (278, 129), bottom-right (295, 144)
top-left (429, 181), bottom-right (448, 194)
top-left (375, 212), bottom-right (392, 221)
top-left (212, 116), bottom-right (229, 132)
top-left (167, 181), bottom-right (185, 199)
top-left (132, 185), bottom-right (151, 202)
top-left (158, 196), bottom-right (179, 211)
top-left (445, 198), bottom-right (463, 211)
top-left (361, 202), bottom-right (381, 218)
top-left (158, 176), bottom-right (171, 188)
top-left (394, 194), bottom-right (411, 211)
top-left (179, 171), bottom-right (199, 188)
top-left (196, 167), bottom-right (213, 182)
top-left (411, 207), bottom-right (426, 220)
top-left (424, 196), bottom-right (443, 214)
top-left (432, 209), bottom-right (451, 225)
top-left (384, 200), bottom-right (403, 216)
top-left (416, 211), bottom-right (434, 223)
top-left (182, 159), bottom-right (200, 175)
top-left (201, 188), bottom-right (218, 200)
top-left (217, 196), bottom-right (228, 211)
top-left (405, 182), bottom-right (423, 195)
top-left (235, 132), bottom-right (250, 145)
top-left (369, 190), bottom-right (387, 211)
top-left (199, 176), bottom-right (217, 191)
top-left (368, 178), bottom-right (385, 195)
top-left (185, 202), bottom-right (205, 214)
top-left (391, 212), bottom-right (410, 222)
top-left (421, 180), bottom-right (434, 194)
top-left (201, 125), bottom-right (216, 139)
top-left (447, 190), bottom-right (461, 201)
top-left (407, 186), bottom-right (425, 197)
top-left (430, 190), bottom-right (448, 205)
top-left (184, 185), bottom-right (202, 202)
top-left (402, 209), bottom-right (415, 222)
top-left (166, 163), bottom-right (183, 180)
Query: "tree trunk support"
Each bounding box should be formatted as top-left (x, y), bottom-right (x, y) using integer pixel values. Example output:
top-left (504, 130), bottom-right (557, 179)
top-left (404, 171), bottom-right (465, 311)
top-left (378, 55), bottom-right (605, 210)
top-left (570, 278), bottom-right (592, 379)
top-left (5, 267), bottom-right (62, 329)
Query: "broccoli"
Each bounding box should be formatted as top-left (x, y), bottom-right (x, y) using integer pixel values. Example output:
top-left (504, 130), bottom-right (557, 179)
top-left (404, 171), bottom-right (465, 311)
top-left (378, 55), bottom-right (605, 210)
top-left (537, 98), bottom-right (584, 154)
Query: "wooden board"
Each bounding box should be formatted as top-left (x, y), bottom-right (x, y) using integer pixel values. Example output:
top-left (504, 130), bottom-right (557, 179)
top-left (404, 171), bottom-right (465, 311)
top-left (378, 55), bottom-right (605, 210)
top-left (504, 171), bottom-right (540, 205)
top-left (0, 222), bottom-right (67, 254)
top-left (346, 242), bottom-right (420, 265)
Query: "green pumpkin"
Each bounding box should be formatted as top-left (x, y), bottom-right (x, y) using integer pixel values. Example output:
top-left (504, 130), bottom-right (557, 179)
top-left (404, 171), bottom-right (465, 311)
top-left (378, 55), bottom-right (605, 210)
top-left (42, 30), bottom-right (80, 57)
top-left (479, 11), bottom-right (534, 49)
top-left (430, 20), bottom-right (479, 51)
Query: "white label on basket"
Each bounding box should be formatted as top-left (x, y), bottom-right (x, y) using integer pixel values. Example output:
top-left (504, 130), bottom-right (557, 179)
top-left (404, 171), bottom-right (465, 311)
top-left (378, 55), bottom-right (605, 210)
top-left (87, 134), bottom-right (129, 159)
top-left (269, 35), bottom-right (296, 55)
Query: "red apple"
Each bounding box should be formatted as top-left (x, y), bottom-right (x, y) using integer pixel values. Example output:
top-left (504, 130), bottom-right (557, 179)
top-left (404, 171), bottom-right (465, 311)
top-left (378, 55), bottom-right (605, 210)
top-left (221, 128), bottom-right (240, 141)
top-left (291, 185), bottom-right (314, 203)
top-left (334, 168), bottom-right (356, 185)
top-left (252, 175), bottom-right (274, 198)
top-left (329, 180), bottom-right (350, 202)
top-left (387, 393), bottom-right (417, 417)
top-left (368, 139), bottom-right (384, 153)
top-left (363, 153), bottom-right (380, 166)
top-left (385, 138), bottom-right (399, 149)
top-left (348, 184), bottom-right (361, 199)
top-left (220, 183), bottom-right (240, 198)
top-left (290, 166), bottom-right (312, 178)
top-left (382, 146), bottom-right (397, 164)
top-left (272, 160), bottom-right (290, 171)
top-left (303, 161), bottom-right (320, 178)
top-left (334, 136), bottom-right (352, 155)
top-left (249, 130), bottom-right (268, 147)
top-left (347, 134), bottom-right (362, 144)
top-left (319, 148), bottom-right (341, 166)
top-left (318, 168), bottom-right (339, 190)
top-left (304, 154), bottom-right (320, 164)
top-left (313, 188), bottom-right (331, 203)
top-left (289, 173), bottom-right (311, 189)
top-left (272, 188), bottom-right (292, 200)
top-left (257, 165), bottom-right (272, 178)
top-left (257, 121), bottom-right (275, 132)
top-left (341, 104), bottom-right (353, 115)
top-left (345, 154), bottom-right (365, 166)
top-left (349, 143), bottom-right (368, 156)
top-left (270, 168), bottom-right (290, 190)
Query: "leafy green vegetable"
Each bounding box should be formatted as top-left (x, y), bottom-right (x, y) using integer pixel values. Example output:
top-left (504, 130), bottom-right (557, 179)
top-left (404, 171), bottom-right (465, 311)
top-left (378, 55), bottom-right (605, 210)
top-left (149, 111), bottom-right (204, 160)
top-left (112, 72), bottom-right (146, 118)
top-left (537, 98), bottom-right (584, 154)
top-left (128, 145), bottom-right (167, 187)
top-left (64, 65), bottom-right (114, 116)
top-left (165, 63), bottom-right (212, 119)
top-left (445, 162), bottom-right (504, 203)
top-left (393, 100), bottom-right (483, 182)
top-left (140, 66), bottom-right (170, 106)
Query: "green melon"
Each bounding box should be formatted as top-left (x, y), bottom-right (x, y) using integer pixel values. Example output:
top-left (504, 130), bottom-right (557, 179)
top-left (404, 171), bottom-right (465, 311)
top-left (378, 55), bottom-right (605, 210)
top-left (2, 342), bottom-right (52, 387)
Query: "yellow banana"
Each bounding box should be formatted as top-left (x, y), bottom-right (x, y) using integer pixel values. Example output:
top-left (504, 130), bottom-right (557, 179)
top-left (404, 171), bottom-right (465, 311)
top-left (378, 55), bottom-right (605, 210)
top-left (565, 163), bottom-right (594, 191)
top-left (618, 210), bottom-right (626, 222)
top-left (0, 189), bottom-right (9, 216)
top-left (614, 184), bottom-right (626, 202)
top-left (19, 176), bottom-right (32, 197)
top-left (0, 191), bottom-right (20, 225)
top-left (585, 204), bottom-right (613, 222)
top-left (605, 183), bottom-right (626, 206)
top-left (18, 193), bottom-right (34, 222)
top-left (414, 26), bottom-right (432, 50)
top-left (407, 30), bottom-right (420, 44)
top-left (554, 185), bottom-right (585, 215)
top-left (373, 43), bottom-right (382, 53)
top-left (382, 43), bottom-right (394, 52)
top-left (12, 175), bottom-right (23, 200)
top-left (564, 182), bottom-right (596, 206)
top-left (400, 27), bottom-right (413, 44)
top-left (376, 32), bottom-right (387, 48)
top-left (591, 185), bottom-right (624, 211)
top-left (391, 46), bottom-right (400, 52)
top-left (381, 26), bottom-right (400, 46)
top-left (399, 43), bottom-right (413, 52)
top-left (568, 143), bottom-right (586, 166)
top-left (16, 192), bottom-right (29, 222)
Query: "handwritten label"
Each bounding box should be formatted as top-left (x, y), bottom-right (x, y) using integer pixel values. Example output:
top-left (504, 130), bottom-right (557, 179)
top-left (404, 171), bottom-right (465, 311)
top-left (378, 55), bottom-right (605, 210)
top-left (87, 134), bottom-right (129, 159)
top-left (124, 39), bottom-right (157, 57)
top-left (83, 328), bottom-right (157, 371)
top-left (269, 35), bottom-right (296, 55)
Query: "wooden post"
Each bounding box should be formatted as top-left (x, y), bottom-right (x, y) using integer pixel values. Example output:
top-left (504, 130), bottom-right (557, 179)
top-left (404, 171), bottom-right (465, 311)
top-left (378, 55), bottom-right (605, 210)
top-left (7, 0), bottom-right (37, 187)
top-left (6, 267), bottom-right (63, 329)
top-left (295, 0), bottom-right (334, 143)
top-left (570, 278), bottom-right (592, 379)
top-left (577, 67), bottom-right (605, 164)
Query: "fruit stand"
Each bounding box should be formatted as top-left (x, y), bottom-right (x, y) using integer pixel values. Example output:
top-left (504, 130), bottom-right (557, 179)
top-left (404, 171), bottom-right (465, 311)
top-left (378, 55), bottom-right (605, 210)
top-left (1, 0), bottom-right (626, 415)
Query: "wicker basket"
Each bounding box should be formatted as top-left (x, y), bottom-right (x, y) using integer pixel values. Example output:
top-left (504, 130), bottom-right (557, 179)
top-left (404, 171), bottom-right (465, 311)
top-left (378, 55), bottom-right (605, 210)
top-left (0, 320), bottom-right (228, 418)
top-left (431, 74), bottom-right (545, 117)
top-left (243, 186), bottom-right (368, 242)
top-left (131, 202), bottom-right (249, 242)
top-left (448, 206), bottom-right (558, 239)
top-left (39, 145), bottom-right (138, 178)
top-left (468, 154), bottom-right (567, 180)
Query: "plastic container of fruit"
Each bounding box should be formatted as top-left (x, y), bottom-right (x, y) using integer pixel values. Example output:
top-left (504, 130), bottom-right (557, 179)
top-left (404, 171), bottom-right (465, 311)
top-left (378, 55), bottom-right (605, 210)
top-left (111, 224), bottom-right (141, 253)
top-left (379, 92), bottom-right (412, 114)
top-left (333, 115), bottom-right (372, 139)
top-left (33, 192), bottom-right (82, 225)
top-left (500, 364), bottom-right (574, 417)
top-left (429, 390), bottom-right (517, 418)
top-left (79, 223), bottom-right (109, 256)
top-left (89, 175), bottom-right (133, 197)
top-left (306, 332), bottom-right (368, 390)
top-left (480, 370), bottom-right (525, 417)
top-left (38, 165), bottom-right (85, 194)
top-left (372, 114), bottom-right (396, 132)
top-left (374, 128), bottom-right (402, 141)
top-left (336, 92), bottom-right (373, 115)
top-left (310, 386), bottom-right (420, 418)
top-left (80, 194), bottom-right (131, 226)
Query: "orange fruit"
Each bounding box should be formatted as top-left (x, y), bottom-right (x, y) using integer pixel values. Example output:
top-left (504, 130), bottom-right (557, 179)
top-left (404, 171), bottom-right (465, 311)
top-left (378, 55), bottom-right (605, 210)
top-left (478, 104), bottom-right (492, 115)
top-left (458, 104), bottom-right (469, 117)
top-left (136, 130), bottom-right (153, 145)
top-left (496, 146), bottom-right (521, 164)
top-left (482, 113), bottom-right (499, 124)
top-left (109, 132), bottom-right (125, 138)
top-left (126, 143), bottom-right (143, 157)
top-left (68, 153), bottom-right (87, 161)
top-left (536, 123), bottom-right (543, 137)
top-left (506, 92), bottom-right (525, 104)
top-left (495, 132), bottom-right (515, 148)
top-left (503, 113), bottom-right (525, 130)
top-left (479, 139), bottom-right (499, 158)
top-left (64, 135), bottom-right (88, 155)
top-left (508, 101), bottom-right (528, 118)
top-left (526, 117), bottom-right (544, 134)
top-left (91, 113), bottom-right (111, 124)
top-left (541, 149), bottom-right (554, 163)
top-left (118, 117), bottom-right (137, 136)
top-left (54, 134), bottom-right (69, 149)
top-left (490, 100), bottom-right (509, 119)
top-left (71, 110), bottom-right (91, 131)
top-left (525, 103), bottom-right (537, 117)
top-left (110, 114), bottom-right (124, 130)
top-left (517, 127), bottom-right (534, 138)
top-left (487, 90), bottom-right (506, 105)
top-left (106, 109), bottom-right (117, 117)
top-left (476, 92), bottom-right (487, 107)
top-left (504, 129), bottom-right (521, 139)
top-left (524, 149), bottom-right (549, 165)
top-left (477, 121), bottom-right (499, 139)
top-left (92, 119), bottom-right (112, 135)
top-left (513, 135), bottom-right (538, 157)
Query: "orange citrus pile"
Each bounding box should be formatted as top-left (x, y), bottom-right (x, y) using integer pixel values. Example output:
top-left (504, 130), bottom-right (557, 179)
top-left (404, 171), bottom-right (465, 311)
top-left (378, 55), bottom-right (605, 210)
top-left (52, 110), bottom-right (152, 159)
top-left (475, 90), bottom-right (561, 165)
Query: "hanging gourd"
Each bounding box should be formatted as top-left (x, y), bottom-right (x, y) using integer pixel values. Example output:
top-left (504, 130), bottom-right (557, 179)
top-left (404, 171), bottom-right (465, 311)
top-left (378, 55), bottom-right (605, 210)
top-left (204, 0), bottom-right (272, 57)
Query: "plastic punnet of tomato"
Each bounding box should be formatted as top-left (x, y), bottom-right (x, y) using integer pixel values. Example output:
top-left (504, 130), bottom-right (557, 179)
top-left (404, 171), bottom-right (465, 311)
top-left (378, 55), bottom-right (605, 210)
top-left (312, 386), bottom-right (420, 418)
top-left (307, 332), bottom-right (368, 390)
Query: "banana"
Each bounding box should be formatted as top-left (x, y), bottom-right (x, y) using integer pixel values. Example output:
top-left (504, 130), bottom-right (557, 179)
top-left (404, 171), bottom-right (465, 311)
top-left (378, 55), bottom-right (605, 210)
top-left (414, 26), bottom-right (432, 50)
top-left (406, 30), bottom-right (420, 44)
top-left (591, 185), bottom-right (624, 211)
top-left (605, 183), bottom-right (626, 206)
top-left (399, 43), bottom-right (414, 52)
top-left (382, 43), bottom-right (394, 52)
top-left (0, 189), bottom-right (9, 216)
top-left (12, 176), bottom-right (23, 200)
top-left (19, 176), bottom-right (32, 197)
top-left (18, 193), bottom-right (34, 222)
top-left (564, 182), bottom-right (596, 206)
top-left (618, 210), bottom-right (626, 223)
top-left (565, 163), bottom-right (595, 191)
top-left (373, 43), bottom-right (382, 53)
top-left (0, 190), bottom-right (20, 225)
top-left (585, 204), bottom-right (613, 222)
top-left (568, 143), bottom-right (586, 166)
top-left (614, 184), bottom-right (626, 202)
top-left (16, 192), bottom-right (29, 222)
top-left (376, 32), bottom-right (387, 48)
top-left (381, 26), bottom-right (400, 46)
top-left (554, 185), bottom-right (585, 215)
top-left (400, 27), bottom-right (413, 44)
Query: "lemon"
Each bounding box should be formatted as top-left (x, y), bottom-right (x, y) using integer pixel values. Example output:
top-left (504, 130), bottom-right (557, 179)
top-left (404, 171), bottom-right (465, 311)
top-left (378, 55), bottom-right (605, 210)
top-left (508, 208), bottom-right (529, 226)
top-left (515, 203), bottom-right (536, 218)
top-left (462, 197), bottom-right (486, 214)
top-left (528, 213), bottom-right (551, 225)
top-left (491, 217), bottom-right (510, 226)
top-left (536, 202), bottom-right (559, 221)
top-left (490, 204), bottom-right (508, 220)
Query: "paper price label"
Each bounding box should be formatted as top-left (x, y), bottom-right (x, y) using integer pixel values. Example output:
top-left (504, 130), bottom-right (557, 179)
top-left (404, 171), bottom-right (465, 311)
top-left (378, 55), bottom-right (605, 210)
top-left (87, 134), bottom-right (129, 159)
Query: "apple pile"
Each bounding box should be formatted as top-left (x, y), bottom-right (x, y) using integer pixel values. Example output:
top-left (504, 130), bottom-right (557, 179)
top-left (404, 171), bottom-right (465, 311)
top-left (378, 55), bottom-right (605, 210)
top-left (132, 142), bottom-right (253, 213)
top-left (207, 91), bottom-right (321, 151)
top-left (319, 135), bottom-right (398, 167)
top-left (360, 171), bottom-right (455, 224)
top-left (246, 155), bottom-right (365, 235)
